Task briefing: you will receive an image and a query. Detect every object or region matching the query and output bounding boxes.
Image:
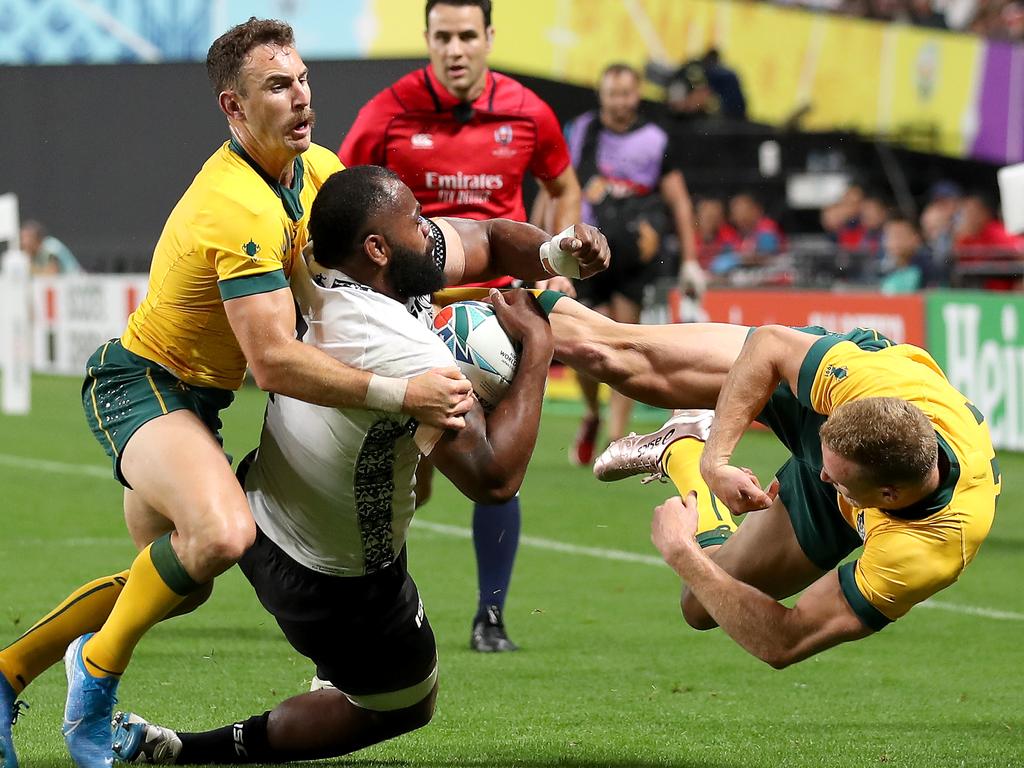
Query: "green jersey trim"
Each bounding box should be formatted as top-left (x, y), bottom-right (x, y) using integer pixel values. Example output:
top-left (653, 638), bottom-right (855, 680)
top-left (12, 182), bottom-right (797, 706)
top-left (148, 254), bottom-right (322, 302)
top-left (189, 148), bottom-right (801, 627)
top-left (218, 268), bottom-right (288, 301)
top-left (797, 335), bottom-right (844, 408)
top-left (838, 561), bottom-right (891, 631)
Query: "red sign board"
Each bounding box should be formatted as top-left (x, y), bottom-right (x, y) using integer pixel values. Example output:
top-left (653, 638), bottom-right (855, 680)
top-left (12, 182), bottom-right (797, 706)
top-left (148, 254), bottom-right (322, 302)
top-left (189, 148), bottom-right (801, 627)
top-left (698, 290), bottom-right (926, 346)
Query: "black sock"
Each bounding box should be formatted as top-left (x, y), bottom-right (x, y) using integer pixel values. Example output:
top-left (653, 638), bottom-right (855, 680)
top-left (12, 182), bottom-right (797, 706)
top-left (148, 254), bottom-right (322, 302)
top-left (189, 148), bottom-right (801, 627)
top-left (177, 712), bottom-right (273, 765)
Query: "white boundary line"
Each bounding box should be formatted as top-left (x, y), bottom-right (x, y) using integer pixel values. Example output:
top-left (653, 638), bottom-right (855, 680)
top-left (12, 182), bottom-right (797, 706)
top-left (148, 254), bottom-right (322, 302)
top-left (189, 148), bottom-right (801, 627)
top-left (3, 453), bottom-right (1021, 622)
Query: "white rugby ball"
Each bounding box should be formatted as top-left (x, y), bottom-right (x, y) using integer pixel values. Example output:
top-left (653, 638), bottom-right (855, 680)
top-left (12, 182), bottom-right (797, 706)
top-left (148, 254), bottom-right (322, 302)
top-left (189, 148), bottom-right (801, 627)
top-left (432, 300), bottom-right (520, 411)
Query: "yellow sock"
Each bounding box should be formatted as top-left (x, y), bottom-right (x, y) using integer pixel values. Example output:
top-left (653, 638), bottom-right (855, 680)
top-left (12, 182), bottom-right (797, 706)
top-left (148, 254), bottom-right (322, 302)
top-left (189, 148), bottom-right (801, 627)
top-left (0, 571), bottom-right (129, 693)
top-left (83, 534), bottom-right (197, 677)
top-left (662, 438), bottom-right (737, 548)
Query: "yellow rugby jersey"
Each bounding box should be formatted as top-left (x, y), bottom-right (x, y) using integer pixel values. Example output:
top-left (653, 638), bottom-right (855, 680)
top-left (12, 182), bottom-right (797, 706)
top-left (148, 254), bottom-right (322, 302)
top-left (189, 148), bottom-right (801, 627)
top-left (122, 140), bottom-right (343, 389)
top-left (798, 336), bottom-right (999, 629)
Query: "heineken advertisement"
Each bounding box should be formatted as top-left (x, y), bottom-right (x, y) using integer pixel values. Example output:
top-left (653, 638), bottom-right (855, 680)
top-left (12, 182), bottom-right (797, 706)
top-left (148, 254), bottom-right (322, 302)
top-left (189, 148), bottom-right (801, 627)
top-left (928, 290), bottom-right (1024, 450)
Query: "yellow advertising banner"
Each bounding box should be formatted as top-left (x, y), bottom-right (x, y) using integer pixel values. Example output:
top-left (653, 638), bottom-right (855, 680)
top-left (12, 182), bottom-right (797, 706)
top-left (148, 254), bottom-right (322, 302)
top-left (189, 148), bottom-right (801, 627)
top-left (364, 0), bottom-right (989, 158)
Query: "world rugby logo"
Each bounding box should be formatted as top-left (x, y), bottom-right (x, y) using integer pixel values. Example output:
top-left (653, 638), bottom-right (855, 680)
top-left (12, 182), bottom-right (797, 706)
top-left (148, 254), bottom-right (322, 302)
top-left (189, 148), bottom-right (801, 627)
top-left (494, 124), bottom-right (513, 145)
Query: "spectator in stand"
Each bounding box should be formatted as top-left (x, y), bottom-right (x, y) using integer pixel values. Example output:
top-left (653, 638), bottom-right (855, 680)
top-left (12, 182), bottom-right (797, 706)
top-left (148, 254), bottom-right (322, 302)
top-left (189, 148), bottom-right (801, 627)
top-left (920, 180), bottom-right (962, 277)
top-left (954, 193), bottom-right (1021, 257)
top-left (908, 0), bottom-right (949, 27)
top-left (701, 48), bottom-right (746, 120)
top-left (954, 193), bottom-right (1022, 289)
top-left (565, 62), bottom-right (702, 464)
top-left (20, 220), bottom-right (82, 275)
top-left (729, 192), bottom-right (784, 262)
top-left (694, 197), bottom-right (740, 271)
top-left (665, 60), bottom-right (720, 122)
top-left (821, 184), bottom-right (865, 248)
top-left (856, 194), bottom-right (889, 258)
top-left (880, 215), bottom-right (932, 294)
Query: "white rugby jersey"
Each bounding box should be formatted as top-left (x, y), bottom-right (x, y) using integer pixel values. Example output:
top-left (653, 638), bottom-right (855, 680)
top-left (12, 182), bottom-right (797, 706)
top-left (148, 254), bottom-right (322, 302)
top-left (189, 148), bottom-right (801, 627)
top-left (245, 248), bottom-right (453, 576)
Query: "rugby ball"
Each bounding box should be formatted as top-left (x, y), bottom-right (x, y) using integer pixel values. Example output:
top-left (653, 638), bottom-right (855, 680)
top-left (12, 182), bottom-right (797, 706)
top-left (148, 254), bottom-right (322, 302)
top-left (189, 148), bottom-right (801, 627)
top-left (432, 300), bottom-right (520, 411)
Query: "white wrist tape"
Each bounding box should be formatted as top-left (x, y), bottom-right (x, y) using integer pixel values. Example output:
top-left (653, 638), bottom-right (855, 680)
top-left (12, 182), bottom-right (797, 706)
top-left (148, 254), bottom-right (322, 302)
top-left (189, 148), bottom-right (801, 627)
top-left (365, 374), bottom-right (408, 412)
top-left (538, 225), bottom-right (581, 279)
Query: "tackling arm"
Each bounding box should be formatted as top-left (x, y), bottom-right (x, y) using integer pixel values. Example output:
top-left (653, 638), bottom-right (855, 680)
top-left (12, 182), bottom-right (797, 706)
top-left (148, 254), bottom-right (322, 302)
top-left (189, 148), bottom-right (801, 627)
top-left (223, 287), bottom-right (473, 430)
top-left (653, 495), bottom-right (873, 668)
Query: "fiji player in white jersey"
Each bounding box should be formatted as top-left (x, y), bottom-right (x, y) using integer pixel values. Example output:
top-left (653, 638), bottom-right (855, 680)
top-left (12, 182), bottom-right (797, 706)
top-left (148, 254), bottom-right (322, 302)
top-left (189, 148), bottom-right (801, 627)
top-left (109, 165), bottom-right (609, 765)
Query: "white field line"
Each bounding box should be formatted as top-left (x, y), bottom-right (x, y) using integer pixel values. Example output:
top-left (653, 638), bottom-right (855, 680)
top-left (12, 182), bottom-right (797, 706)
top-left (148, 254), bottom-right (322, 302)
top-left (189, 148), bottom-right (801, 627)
top-left (3, 453), bottom-right (1021, 623)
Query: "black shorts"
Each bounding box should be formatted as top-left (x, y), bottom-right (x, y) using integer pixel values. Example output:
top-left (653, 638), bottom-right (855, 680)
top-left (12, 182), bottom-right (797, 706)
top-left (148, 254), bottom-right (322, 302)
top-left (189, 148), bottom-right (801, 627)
top-left (238, 526), bottom-right (437, 710)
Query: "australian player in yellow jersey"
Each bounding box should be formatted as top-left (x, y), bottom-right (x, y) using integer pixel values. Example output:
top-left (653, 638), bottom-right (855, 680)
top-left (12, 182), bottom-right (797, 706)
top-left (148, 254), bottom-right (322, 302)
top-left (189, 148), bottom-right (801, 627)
top-left (0, 18), bottom-right (475, 768)
top-left (546, 304), bottom-right (998, 665)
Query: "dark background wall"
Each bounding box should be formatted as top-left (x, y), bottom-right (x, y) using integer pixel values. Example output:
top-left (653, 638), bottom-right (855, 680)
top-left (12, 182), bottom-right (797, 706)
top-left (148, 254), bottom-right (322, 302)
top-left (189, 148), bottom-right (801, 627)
top-left (3, 59), bottom-right (998, 272)
top-left (1, 59), bottom-right (599, 272)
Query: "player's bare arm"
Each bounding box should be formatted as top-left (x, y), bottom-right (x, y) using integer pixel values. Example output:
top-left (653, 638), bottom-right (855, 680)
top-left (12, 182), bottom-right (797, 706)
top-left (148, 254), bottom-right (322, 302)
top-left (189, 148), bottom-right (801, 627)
top-left (223, 287), bottom-right (473, 430)
top-left (438, 216), bottom-right (609, 284)
top-left (428, 289), bottom-right (553, 502)
top-left (652, 494), bottom-right (873, 668)
top-left (701, 325), bottom-right (818, 512)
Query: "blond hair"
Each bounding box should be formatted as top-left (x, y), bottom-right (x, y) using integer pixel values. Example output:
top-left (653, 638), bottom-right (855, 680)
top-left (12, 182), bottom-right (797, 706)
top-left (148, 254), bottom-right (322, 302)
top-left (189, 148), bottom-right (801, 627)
top-left (819, 397), bottom-right (937, 486)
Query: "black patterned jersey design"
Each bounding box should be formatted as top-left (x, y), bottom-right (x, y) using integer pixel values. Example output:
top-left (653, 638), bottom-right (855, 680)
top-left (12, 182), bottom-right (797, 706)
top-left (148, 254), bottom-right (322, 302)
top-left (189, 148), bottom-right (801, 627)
top-left (354, 418), bottom-right (414, 572)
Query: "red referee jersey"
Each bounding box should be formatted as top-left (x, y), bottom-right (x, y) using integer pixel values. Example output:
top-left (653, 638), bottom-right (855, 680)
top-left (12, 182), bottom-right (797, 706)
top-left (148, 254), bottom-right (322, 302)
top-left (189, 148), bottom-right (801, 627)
top-left (339, 66), bottom-right (570, 228)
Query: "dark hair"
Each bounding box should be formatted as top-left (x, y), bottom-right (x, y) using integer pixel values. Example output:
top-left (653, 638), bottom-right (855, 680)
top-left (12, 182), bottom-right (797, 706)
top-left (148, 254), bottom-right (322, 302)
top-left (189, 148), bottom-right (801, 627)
top-left (206, 17), bottom-right (294, 94)
top-left (601, 62), bottom-right (641, 83)
top-left (425, 0), bottom-right (491, 28)
top-left (309, 166), bottom-right (402, 269)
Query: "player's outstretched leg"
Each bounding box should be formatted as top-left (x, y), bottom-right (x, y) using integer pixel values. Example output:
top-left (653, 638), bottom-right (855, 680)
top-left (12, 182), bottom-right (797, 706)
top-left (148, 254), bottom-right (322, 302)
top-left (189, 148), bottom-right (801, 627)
top-left (113, 685), bottom-right (436, 764)
top-left (594, 409), bottom-right (737, 548)
top-left (62, 633), bottom-right (119, 768)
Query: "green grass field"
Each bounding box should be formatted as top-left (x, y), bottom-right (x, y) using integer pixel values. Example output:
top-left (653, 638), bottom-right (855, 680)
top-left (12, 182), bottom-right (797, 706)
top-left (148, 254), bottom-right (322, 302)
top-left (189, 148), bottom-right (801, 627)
top-left (1, 376), bottom-right (1021, 768)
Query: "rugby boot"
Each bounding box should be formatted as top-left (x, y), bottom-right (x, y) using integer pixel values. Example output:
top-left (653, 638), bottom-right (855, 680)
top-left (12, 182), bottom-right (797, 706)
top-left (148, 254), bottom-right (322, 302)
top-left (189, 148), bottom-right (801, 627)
top-left (63, 634), bottom-right (119, 768)
top-left (570, 414), bottom-right (600, 467)
top-left (111, 712), bottom-right (181, 764)
top-left (470, 605), bottom-right (518, 653)
top-left (0, 674), bottom-right (27, 768)
top-left (593, 409), bottom-right (714, 483)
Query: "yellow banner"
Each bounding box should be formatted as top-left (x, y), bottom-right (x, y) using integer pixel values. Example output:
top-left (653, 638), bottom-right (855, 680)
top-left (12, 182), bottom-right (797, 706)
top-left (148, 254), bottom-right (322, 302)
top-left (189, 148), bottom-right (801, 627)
top-left (364, 0), bottom-right (985, 157)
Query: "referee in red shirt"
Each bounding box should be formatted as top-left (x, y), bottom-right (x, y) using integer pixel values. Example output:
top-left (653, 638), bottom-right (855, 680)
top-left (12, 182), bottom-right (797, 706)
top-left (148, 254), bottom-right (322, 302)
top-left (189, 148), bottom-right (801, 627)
top-left (340, 0), bottom-right (582, 652)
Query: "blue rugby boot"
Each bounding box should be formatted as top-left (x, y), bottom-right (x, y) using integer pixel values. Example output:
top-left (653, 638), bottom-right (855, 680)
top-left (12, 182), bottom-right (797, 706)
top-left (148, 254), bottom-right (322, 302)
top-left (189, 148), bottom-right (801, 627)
top-left (63, 634), bottom-right (119, 768)
top-left (0, 673), bottom-right (28, 768)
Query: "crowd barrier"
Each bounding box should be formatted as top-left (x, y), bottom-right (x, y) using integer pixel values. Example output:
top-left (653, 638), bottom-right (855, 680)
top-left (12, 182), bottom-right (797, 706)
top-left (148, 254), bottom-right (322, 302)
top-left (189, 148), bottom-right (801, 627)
top-left (19, 275), bottom-right (1024, 450)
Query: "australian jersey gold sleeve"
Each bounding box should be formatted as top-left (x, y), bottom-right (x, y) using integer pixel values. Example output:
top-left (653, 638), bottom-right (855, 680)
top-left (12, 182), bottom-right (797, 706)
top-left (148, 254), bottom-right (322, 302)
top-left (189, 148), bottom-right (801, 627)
top-left (122, 140), bottom-right (343, 390)
top-left (798, 336), bottom-right (999, 628)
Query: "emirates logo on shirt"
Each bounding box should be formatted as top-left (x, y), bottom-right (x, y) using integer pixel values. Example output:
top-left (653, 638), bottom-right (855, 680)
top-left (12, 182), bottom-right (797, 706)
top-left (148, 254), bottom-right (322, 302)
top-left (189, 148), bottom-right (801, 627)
top-left (494, 124), bottom-right (513, 145)
top-left (411, 133), bottom-right (434, 149)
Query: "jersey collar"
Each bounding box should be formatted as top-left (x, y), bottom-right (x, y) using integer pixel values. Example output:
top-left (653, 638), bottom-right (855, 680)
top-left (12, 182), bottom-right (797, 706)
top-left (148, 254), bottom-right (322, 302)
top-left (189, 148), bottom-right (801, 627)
top-left (883, 432), bottom-right (961, 521)
top-left (228, 138), bottom-right (306, 223)
top-left (422, 65), bottom-right (497, 114)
